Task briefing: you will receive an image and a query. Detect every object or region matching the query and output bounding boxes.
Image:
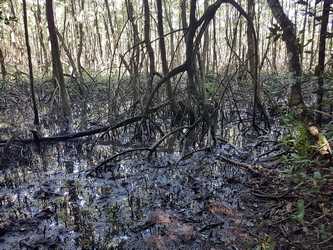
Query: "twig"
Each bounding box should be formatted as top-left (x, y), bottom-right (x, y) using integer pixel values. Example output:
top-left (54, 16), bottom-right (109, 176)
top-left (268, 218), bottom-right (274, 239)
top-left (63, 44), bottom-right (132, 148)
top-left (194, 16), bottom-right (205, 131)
top-left (317, 235), bottom-right (333, 245)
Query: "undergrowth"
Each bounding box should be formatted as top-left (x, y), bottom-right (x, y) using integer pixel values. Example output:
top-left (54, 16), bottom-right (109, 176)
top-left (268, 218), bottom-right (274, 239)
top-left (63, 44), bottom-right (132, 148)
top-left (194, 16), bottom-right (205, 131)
top-left (271, 113), bottom-right (333, 248)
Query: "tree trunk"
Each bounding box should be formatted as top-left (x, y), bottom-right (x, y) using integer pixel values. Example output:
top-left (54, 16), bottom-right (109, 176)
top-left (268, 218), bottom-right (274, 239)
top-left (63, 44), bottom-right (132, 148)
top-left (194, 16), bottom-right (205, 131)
top-left (156, 0), bottom-right (176, 114)
top-left (23, 0), bottom-right (39, 126)
top-left (247, 0), bottom-right (262, 126)
top-left (309, 2), bottom-right (318, 71)
top-left (0, 48), bottom-right (6, 80)
top-left (125, 0), bottom-right (140, 103)
top-left (202, 0), bottom-right (210, 80)
top-left (300, 0), bottom-right (309, 64)
top-left (213, 16), bottom-right (218, 74)
top-left (34, 0), bottom-right (49, 74)
top-left (46, 0), bottom-right (72, 131)
top-left (316, 0), bottom-right (331, 124)
top-left (247, 0), bottom-right (256, 83)
top-left (163, 0), bottom-right (175, 68)
top-left (186, 0), bottom-right (200, 103)
top-left (94, 2), bottom-right (103, 64)
top-left (266, 0), bottom-right (304, 109)
top-left (143, 0), bottom-right (155, 92)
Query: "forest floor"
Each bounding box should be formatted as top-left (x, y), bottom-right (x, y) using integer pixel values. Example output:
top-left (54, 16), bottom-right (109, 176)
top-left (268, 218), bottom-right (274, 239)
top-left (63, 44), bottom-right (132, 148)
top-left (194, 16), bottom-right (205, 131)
top-left (0, 81), bottom-right (332, 249)
top-left (0, 137), bottom-right (331, 250)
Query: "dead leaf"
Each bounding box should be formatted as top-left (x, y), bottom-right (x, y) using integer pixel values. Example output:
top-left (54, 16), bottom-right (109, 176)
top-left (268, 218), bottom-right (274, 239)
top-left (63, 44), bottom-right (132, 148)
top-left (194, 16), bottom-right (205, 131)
top-left (148, 209), bottom-right (172, 225)
top-left (208, 201), bottom-right (236, 217)
top-left (167, 222), bottom-right (194, 241)
top-left (145, 235), bottom-right (168, 250)
top-left (286, 202), bottom-right (293, 213)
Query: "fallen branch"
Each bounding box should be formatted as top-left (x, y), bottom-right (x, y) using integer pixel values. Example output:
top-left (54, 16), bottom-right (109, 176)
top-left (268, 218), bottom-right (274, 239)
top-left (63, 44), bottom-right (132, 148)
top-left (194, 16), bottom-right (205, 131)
top-left (0, 102), bottom-right (170, 146)
top-left (88, 125), bottom-right (190, 176)
top-left (0, 115), bottom-right (143, 146)
top-left (217, 155), bottom-right (262, 175)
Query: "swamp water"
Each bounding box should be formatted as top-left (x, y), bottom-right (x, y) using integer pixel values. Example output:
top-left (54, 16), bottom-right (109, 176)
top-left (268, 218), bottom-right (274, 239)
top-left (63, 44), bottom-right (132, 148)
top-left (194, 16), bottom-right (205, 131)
top-left (0, 134), bottom-right (272, 250)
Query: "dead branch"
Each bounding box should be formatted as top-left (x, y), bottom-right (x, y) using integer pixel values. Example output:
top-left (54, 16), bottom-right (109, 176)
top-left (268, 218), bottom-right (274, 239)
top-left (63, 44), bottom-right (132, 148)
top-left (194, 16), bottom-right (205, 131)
top-left (217, 155), bottom-right (262, 175)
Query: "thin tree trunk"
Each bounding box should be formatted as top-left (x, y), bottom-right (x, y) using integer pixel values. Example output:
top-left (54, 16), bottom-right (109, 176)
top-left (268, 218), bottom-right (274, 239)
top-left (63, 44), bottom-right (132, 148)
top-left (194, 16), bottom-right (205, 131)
top-left (202, 0), bottom-right (210, 80)
top-left (300, 0), bottom-right (309, 64)
top-left (126, 0), bottom-right (140, 102)
top-left (0, 48), bottom-right (6, 80)
top-left (309, 2), bottom-right (318, 71)
top-left (271, 17), bottom-right (278, 72)
top-left (94, 3), bottom-right (103, 64)
top-left (156, 0), bottom-right (176, 114)
top-left (46, 0), bottom-right (72, 131)
top-left (247, 0), bottom-right (261, 126)
top-left (143, 0), bottom-right (156, 92)
top-left (163, 0), bottom-right (175, 68)
top-left (23, 0), bottom-right (39, 126)
top-left (34, 0), bottom-right (49, 74)
top-left (213, 16), bottom-right (217, 74)
top-left (316, 0), bottom-right (330, 124)
top-left (186, 0), bottom-right (200, 103)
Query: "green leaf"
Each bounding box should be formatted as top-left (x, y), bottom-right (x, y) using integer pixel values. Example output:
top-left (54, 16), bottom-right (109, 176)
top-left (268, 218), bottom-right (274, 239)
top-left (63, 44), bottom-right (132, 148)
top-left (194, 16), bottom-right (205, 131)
top-left (291, 199), bottom-right (305, 223)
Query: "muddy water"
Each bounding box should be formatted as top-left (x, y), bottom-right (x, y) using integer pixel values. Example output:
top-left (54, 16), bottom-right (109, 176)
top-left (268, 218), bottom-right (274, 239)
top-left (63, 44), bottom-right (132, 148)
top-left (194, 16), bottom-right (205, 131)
top-left (0, 139), bottom-right (261, 250)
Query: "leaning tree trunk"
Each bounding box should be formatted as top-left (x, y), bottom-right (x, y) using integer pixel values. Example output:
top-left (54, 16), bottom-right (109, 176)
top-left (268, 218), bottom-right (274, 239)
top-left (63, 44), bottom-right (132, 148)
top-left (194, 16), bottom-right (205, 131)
top-left (23, 0), bottom-right (40, 127)
top-left (267, 0), bottom-right (331, 159)
top-left (46, 0), bottom-right (72, 131)
top-left (316, 0), bottom-right (330, 125)
top-left (266, 0), bottom-right (305, 109)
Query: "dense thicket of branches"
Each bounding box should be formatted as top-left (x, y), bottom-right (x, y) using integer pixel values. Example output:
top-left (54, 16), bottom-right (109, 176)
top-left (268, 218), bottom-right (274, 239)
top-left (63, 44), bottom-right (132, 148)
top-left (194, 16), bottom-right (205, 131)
top-left (0, 0), bottom-right (332, 142)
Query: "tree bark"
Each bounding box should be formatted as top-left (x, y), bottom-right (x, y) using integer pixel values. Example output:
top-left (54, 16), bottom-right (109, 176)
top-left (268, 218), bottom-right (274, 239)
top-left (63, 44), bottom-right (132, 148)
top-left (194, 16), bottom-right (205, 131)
top-left (247, 0), bottom-right (262, 126)
top-left (34, 0), bottom-right (49, 74)
top-left (94, 2), bottom-right (103, 64)
top-left (202, 0), bottom-right (210, 80)
top-left (23, 0), bottom-right (39, 126)
top-left (309, 2), bottom-right (318, 71)
top-left (46, 0), bottom-right (72, 131)
top-left (163, 0), bottom-right (176, 68)
top-left (300, 0), bottom-right (309, 64)
top-left (266, 0), bottom-right (304, 109)
top-left (316, 0), bottom-right (331, 124)
top-left (125, 0), bottom-right (140, 102)
top-left (143, 0), bottom-right (155, 92)
top-left (156, 0), bottom-right (176, 115)
top-left (0, 48), bottom-right (6, 80)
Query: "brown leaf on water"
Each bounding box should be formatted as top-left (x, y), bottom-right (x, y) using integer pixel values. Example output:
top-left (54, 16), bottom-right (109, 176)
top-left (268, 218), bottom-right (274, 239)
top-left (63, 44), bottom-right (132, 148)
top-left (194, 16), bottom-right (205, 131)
top-left (229, 227), bottom-right (250, 241)
top-left (148, 209), bottom-right (172, 225)
top-left (145, 235), bottom-right (168, 250)
top-left (167, 222), bottom-right (194, 241)
top-left (208, 201), bottom-right (236, 217)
